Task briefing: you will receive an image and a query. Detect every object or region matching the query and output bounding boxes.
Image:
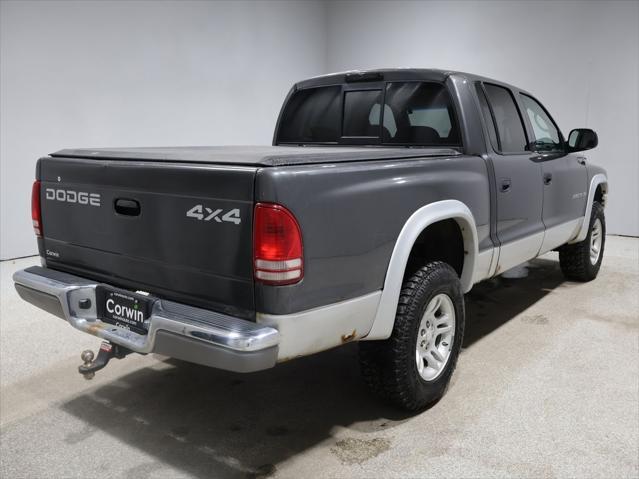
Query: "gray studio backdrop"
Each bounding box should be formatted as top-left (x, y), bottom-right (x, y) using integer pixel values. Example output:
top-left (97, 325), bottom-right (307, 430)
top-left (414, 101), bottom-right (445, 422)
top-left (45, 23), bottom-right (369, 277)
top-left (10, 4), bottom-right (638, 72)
top-left (1, 0), bottom-right (637, 260)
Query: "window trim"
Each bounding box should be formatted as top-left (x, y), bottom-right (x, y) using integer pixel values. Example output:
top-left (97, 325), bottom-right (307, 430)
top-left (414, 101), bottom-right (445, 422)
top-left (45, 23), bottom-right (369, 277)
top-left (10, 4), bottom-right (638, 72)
top-left (480, 82), bottom-right (531, 156)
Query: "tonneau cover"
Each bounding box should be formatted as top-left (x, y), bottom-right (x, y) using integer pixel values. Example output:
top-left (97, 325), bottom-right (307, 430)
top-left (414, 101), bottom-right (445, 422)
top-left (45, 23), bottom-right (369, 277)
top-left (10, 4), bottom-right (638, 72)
top-left (51, 145), bottom-right (460, 167)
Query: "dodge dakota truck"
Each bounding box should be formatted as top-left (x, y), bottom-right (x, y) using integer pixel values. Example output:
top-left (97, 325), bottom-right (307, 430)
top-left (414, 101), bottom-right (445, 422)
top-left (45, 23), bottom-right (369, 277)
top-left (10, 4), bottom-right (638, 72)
top-left (14, 69), bottom-right (607, 410)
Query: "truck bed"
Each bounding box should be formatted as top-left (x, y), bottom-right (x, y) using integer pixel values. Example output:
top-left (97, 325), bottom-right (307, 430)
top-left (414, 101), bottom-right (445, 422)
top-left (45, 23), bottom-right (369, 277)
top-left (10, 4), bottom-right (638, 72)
top-left (39, 145), bottom-right (461, 321)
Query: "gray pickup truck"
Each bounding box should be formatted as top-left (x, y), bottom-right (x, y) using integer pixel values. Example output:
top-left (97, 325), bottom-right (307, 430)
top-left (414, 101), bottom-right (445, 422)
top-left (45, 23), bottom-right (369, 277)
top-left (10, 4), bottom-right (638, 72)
top-left (14, 69), bottom-right (607, 410)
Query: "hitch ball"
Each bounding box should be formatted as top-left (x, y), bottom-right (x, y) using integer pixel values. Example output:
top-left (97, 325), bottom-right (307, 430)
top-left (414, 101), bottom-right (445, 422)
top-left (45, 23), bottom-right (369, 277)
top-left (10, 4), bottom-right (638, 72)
top-left (78, 341), bottom-right (132, 380)
top-left (81, 350), bottom-right (95, 364)
top-left (80, 350), bottom-right (96, 380)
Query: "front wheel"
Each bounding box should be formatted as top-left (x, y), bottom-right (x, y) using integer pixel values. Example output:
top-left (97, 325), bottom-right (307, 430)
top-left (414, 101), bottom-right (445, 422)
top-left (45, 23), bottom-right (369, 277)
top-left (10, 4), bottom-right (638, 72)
top-left (359, 261), bottom-right (465, 411)
top-left (559, 201), bottom-right (605, 281)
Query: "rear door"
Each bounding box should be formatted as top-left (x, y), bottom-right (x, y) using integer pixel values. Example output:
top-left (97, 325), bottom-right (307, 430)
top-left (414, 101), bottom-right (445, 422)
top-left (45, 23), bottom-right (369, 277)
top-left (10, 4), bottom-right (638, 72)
top-left (518, 93), bottom-right (588, 253)
top-left (38, 157), bottom-right (257, 319)
top-left (476, 83), bottom-right (545, 273)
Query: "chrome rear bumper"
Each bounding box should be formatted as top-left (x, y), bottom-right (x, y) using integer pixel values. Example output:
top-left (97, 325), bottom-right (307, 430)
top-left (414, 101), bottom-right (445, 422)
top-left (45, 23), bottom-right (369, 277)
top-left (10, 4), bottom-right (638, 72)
top-left (13, 266), bottom-right (279, 372)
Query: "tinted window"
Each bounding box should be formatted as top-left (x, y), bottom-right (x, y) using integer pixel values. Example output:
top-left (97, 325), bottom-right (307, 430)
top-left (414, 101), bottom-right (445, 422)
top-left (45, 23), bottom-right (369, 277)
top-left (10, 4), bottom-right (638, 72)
top-left (369, 103), bottom-right (397, 137)
top-left (343, 90), bottom-right (382, 137)
top-left (276, 81), bottom-right (460, 146)
top-left (408, 108), bottom-right (452, 136)
top-left (483, 84), bottom-right (528, 152)
top-left (520, 94), bottom-right (562, 151)
top-left (384, 82), bottom-right (460, 145)
top-left (278, 86), bottom-right (341, 143)
top-left (476, 85), bottom-right (499, 151)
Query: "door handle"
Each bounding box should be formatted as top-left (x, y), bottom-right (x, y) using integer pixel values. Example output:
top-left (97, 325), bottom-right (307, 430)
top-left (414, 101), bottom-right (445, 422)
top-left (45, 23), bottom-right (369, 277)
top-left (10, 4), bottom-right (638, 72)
top-left (114, 198), bottom-right (141, 216)
top-left (576, 156), bottom-right (587, 165)
top-left (500, 179), bottom-right (511, 192)
top-left (543, 173), bottom-right (553, 185)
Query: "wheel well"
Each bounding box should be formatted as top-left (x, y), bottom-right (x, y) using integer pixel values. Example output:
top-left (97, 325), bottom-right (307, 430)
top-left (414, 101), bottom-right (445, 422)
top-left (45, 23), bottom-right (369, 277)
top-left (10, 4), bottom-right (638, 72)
top-left (403, 219), bottom-right (464, 281)
top-left (594, 184), bottom-right (606, 206)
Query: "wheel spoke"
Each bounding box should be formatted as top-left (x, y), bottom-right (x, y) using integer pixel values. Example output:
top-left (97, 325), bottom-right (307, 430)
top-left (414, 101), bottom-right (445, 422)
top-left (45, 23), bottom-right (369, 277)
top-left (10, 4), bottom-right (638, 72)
top-left (425, 296), bottom-right (441, 317)
top-left (435, 313), bottom-right (450, 326)
top-left (415, 350), bottom-right (425, 373)
top-left (436, 324), bottom-right (453, 335)
top-left (430, 348), bottom-right (444, 365)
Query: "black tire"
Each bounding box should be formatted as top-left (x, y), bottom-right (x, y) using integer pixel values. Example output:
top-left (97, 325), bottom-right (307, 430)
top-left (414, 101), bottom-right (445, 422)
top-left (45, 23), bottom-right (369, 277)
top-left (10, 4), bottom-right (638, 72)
top-left (359, 261), bottom-right (465, 411)
top-left (559, 201), bottom-right (605, 281)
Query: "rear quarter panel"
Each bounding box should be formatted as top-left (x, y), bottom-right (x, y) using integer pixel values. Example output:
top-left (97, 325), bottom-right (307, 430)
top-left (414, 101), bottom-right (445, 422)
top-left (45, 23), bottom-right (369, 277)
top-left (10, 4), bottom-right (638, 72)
top-left (255, 155), bottom-right (491, 315)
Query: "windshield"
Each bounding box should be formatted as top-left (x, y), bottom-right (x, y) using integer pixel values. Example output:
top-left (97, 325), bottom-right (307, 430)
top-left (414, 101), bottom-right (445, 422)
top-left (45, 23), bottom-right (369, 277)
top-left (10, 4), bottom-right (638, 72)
top-left (276, 81), bottom-right (461, 147)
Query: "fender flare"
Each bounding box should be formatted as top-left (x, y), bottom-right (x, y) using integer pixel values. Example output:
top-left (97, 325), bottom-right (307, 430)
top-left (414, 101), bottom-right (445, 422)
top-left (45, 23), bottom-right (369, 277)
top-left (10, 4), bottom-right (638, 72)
top-left (570, 173), bottom-right (608, 243)
top-left (364, 200), bottom-right (478, 340)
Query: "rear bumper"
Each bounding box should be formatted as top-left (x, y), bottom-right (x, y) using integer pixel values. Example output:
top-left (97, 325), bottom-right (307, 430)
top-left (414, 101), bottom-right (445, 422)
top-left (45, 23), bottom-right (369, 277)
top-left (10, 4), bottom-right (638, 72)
top-left (13, 266), bottom-right (279, 372)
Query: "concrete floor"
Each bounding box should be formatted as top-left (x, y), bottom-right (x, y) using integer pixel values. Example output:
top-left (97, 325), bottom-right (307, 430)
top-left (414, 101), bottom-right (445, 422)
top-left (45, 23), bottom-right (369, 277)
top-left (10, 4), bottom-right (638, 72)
top-left (1, 236), bottom-right (637, 478)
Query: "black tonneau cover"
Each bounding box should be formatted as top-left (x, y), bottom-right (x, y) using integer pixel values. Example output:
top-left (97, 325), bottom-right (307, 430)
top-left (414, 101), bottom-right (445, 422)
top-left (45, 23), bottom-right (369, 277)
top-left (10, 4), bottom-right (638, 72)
top-left (51, 146), bottom-right (460, 167)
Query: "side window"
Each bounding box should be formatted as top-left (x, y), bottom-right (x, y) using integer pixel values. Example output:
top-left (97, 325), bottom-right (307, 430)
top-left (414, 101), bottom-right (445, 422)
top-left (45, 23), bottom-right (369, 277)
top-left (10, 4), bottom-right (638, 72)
top-left (520, 94), bottom-right (562, 152)
top-left (475, 84), bottom-right (499, 151)
top-left (483, 84), bottom-right (528, 153)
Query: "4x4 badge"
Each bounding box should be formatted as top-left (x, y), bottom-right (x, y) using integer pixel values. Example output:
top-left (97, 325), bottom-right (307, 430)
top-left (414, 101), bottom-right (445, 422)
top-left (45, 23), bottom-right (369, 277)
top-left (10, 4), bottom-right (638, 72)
top-left (186, 205), bottom-right (241, 225)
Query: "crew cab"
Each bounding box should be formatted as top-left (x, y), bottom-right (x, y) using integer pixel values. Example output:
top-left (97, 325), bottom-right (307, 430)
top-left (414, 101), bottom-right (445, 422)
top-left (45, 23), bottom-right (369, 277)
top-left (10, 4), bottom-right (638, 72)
top-left (14, 69), bottom-right (607, 410)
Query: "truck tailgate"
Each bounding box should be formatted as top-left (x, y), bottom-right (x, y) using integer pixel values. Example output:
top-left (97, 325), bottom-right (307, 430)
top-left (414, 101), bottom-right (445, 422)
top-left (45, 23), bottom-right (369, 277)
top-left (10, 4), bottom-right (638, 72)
top-left (38, 157), bottom-right (257, 319)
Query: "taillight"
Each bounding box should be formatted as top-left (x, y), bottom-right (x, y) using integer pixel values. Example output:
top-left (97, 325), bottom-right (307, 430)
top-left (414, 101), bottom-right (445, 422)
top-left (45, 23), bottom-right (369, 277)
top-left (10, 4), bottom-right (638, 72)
top-left (31, 180), bottom-right (42, 237)
top-left (253, 203), bottom-right (303, 285)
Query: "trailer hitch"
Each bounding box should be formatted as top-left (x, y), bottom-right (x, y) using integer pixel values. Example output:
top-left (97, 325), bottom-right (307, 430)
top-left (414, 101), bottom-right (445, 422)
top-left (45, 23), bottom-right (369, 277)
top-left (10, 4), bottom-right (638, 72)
top-left (78, 341), bottom-right (132, 379)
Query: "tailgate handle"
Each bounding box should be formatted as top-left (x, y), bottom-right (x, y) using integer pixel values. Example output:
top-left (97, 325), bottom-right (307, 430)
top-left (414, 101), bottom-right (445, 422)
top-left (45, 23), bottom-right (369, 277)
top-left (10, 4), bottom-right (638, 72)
top-left (114, 198), bottom-right (140, 216)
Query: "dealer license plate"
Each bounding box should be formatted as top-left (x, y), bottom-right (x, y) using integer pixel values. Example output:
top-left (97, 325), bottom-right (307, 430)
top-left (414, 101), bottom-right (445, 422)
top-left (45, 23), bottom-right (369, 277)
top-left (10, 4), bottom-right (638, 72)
top-left (96, 286), bottom-right (152, 335)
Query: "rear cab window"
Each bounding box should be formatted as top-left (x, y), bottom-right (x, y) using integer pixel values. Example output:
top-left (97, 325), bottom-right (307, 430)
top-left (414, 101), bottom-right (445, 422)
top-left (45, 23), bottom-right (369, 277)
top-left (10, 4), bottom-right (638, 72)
top-left (277, 86), bottom-right (342, 143)
top-left (276, 81), bottom-right (461, 147)
top-left (343, 90), bottom-right (383, 137)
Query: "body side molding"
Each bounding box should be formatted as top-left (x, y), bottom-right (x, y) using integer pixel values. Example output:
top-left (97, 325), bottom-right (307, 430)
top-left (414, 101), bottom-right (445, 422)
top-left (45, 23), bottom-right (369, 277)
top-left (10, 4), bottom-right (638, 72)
top-left (363, 200), bottom-right (479, 341)
top-left (570, 173), bottom-right (608, 244)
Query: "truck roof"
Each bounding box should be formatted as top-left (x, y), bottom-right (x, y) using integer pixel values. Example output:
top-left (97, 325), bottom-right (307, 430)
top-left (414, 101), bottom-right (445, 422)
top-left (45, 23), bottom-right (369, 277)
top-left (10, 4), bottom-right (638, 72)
top-left (296, 68), bottom-right (526, 94)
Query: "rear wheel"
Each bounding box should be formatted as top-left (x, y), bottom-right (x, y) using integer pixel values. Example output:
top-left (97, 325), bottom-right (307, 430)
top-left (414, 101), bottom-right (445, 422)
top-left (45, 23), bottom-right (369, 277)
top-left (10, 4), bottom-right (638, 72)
top-left (559, 201), bottom-right (605, 281)
top-left (359, 261), bottom-right (465, 411)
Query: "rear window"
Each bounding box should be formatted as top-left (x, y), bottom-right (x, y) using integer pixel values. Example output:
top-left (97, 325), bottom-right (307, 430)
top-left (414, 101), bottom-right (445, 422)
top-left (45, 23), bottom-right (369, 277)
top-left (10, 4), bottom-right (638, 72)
top-left (343, 90), bottom-right (382, 137)
top-left (276, 81), bottom-right (460, 146)
top-left (383, 82), bottom-right (459, 145)
top-left (277, 86), bottom-right (341, 143)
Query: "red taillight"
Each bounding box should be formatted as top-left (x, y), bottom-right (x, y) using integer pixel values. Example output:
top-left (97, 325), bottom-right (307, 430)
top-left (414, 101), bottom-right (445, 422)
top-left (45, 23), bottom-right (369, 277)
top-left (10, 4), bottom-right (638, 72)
top-left (253, 203), bottom-right (303, 285)
top-left (31, 180), bottom-right (42, 237)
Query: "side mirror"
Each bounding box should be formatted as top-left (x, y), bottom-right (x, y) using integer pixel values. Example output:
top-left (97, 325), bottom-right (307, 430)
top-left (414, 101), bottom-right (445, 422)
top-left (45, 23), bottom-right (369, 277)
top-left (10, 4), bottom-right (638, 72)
top-left (567, 128), bottom-right (598, 152)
